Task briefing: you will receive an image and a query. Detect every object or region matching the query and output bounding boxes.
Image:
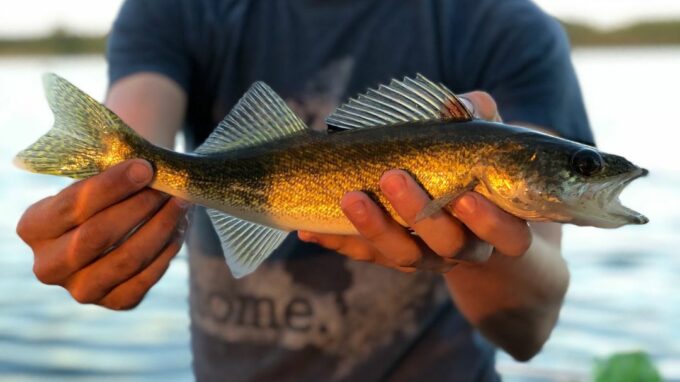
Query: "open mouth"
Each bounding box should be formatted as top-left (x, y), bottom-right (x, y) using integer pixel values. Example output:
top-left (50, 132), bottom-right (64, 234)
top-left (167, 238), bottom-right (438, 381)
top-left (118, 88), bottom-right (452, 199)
top-left (598, 167), bottom-right (649, 225)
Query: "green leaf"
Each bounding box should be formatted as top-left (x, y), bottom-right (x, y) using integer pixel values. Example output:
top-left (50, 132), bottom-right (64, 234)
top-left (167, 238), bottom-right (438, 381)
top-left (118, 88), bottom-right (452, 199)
top-left (594, 351), bottom-right (662, 382)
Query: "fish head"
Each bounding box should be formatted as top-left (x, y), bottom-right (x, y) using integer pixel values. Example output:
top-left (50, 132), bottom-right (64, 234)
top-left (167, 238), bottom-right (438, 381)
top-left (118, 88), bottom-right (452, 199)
top-left (478, 133), bottom-right (648, 228)
top-left (550, 147), bottom-right (648, 228)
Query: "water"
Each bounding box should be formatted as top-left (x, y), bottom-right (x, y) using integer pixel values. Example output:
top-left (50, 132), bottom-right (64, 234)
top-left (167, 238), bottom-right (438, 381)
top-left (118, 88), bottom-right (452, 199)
top-left (498, 47), bottom-right (680, 381)
top-left (0, 48), bottom-right (678, 381)
top-left (0, 58), bottom-right (192, 381)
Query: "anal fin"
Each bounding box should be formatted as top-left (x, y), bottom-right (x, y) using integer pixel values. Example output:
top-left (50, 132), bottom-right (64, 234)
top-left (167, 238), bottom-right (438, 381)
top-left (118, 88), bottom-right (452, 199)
top-left (415, 180), bottom-right (479, 222)
top-left (207, 209), bottom-right (288, 278)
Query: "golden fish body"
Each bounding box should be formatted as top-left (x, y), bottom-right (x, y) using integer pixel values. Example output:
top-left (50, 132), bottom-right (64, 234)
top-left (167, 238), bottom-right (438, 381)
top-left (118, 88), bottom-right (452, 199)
top-left (143, 122), bottom-right (495, 234)
top-left (15, 74), bottom-right (647, 277)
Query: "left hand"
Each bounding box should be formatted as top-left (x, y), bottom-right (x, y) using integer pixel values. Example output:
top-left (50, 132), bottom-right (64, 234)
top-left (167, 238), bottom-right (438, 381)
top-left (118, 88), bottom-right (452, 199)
top-left (298, 91), bottom-right (532, 272)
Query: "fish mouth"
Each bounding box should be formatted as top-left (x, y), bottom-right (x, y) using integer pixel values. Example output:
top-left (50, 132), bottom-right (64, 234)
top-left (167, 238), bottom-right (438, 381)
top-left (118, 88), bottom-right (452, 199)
top-left (591, 167), bottom-right (649, 227)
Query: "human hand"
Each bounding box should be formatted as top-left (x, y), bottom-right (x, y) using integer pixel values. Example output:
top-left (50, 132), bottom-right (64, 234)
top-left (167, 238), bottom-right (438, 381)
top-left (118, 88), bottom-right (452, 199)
top-left (298, 92), bottom-right (532, 272)
top-left (16, 159), bottom-right (190, 310)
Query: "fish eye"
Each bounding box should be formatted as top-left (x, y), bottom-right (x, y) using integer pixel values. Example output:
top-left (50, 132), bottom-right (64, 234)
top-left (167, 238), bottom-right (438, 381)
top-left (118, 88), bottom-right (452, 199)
top-left (571, 148), bottom-right (604, 176)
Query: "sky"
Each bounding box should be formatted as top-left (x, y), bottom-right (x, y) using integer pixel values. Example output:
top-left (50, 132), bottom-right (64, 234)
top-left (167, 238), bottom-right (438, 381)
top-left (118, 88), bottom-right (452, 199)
top-left (1, 0), bottom-right (680, 37)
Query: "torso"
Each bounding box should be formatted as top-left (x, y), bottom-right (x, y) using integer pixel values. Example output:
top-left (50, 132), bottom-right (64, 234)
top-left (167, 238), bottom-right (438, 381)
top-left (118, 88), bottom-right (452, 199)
top-left (170, 1), bottom-right (500, 380)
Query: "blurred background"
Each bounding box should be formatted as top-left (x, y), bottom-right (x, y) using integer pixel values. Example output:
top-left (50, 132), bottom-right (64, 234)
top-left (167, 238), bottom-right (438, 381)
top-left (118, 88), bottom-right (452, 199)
top-left (0, 1), bottom-right (678, 381)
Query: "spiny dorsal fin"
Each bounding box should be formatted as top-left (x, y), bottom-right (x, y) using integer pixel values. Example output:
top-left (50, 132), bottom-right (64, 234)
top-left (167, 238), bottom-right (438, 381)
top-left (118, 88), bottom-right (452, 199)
top-left (325, 73), bottom-right (473, 130)
top-left (196, 82), bottom-right (307, 154)
top-left (207, 208), bottom-right (288, 278)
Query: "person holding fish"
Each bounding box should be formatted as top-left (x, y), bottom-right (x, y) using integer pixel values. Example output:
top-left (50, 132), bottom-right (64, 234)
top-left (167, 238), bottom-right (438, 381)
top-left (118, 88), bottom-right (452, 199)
top-left (14, 0), bottom-right (647, 380)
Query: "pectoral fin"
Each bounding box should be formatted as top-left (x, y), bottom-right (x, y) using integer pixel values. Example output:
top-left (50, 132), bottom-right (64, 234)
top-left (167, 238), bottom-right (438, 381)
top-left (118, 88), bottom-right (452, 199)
top-left (415, 180), bottom-right (478, 222)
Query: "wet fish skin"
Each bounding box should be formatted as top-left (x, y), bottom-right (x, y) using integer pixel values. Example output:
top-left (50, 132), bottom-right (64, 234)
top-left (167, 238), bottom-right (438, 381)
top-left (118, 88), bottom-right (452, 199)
top-left (214, 120), bottom-right (646, 232)
top-left (14, 73), bottom-right (648, 277)
top-left (23, 115), bottom-right (641, 232)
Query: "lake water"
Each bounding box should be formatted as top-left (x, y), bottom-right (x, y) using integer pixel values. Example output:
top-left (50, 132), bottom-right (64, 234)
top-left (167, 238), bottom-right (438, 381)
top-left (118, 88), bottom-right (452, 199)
top-left (0, 48), bottom-right (678, 381)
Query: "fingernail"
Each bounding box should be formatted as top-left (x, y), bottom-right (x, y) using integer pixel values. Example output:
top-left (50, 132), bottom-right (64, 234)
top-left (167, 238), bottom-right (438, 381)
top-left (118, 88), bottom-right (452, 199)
top-left (127, 161), bottom-right (152, 185)
top-left (345, 200), bottom-right (368, 222)
top-left (458, 96), bottom-right (475, 116)
top-left (298, 231), bottom-right (318, 244)
top-left (177, 215), bottom-right (189, 236)
top-left (456, 240), bottom-right (494, 263)
top-left (175, 198), bottom-right (191, 209)
top-left (382, 174), bottom-right (406, 198)
top-left (186, 206), bottom-right (195, 223)
top-left (455, 195), bottom-right (476, 216)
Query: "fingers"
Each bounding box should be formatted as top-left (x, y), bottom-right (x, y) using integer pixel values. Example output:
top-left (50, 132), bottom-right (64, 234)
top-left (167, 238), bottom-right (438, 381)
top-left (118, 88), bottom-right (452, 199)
top-left (63, 198), bottom-right (188, 304)
top-left (298, 231), bottom-right (375, 262)
top-left (381, 169), bottom-right (530, 258)
top-left (339, 192), bottom-right (423, 268)
top-left (379, 170), bottom-right (466, 258)
top-left (32, 189), bottom-right (169, 285)
top-left (459, 91), bottom-right (502, 122)
top-left (97, 233), bottom-right (183, 310)
top-left (304, 171), bottom-right (530, 272)
top-left (299, 180), bottom-right (467, 271)
top-left (298, 231), bottom-right (418, 272)
top-left (17, 159), bottom-right (154, 242)
top-left (298, 189), bottom-right (426, 270)
top-left (451, 192), bottom-right (532, 257)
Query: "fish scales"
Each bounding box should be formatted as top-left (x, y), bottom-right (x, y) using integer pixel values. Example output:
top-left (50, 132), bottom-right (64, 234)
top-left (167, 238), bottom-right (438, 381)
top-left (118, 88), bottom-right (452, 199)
top-left (258, 122), bottom-right (501, 233)
top-left (139, 121), bottom-right (508, 234)
top-left (14, 73), bottom-right (648, 278)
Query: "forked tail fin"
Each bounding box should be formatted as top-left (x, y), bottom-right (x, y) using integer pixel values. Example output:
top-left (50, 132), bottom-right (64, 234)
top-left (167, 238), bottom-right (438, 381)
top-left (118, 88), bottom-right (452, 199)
top-left (14, 73), bottom-right (143, 179)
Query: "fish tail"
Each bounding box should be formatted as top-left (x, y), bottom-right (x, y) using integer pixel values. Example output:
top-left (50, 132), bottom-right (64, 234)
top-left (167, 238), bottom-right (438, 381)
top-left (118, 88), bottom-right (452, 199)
top-left (13, 73), bottom-right (144, 179)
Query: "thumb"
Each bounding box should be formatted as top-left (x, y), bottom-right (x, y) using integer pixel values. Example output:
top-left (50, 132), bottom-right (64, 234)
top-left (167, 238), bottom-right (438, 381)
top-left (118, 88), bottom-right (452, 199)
top-left (459, 91), bottom-right (502, 122)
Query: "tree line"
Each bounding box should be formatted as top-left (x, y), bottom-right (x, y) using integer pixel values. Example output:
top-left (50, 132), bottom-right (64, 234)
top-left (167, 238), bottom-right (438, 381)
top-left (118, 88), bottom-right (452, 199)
top-left (1, 20), bottom-right (679, 56)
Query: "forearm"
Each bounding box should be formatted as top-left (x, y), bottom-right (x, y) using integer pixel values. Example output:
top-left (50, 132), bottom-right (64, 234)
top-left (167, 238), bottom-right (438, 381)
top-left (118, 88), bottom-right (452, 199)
top-left (106, 72), bottom-right (187, 148)
top-left (443, 222), bottom-right (569, 361)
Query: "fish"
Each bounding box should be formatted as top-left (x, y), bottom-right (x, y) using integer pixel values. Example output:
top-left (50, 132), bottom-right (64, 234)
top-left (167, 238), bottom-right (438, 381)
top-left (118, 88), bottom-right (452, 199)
top-left (14, 73), bottom-right (648, 277)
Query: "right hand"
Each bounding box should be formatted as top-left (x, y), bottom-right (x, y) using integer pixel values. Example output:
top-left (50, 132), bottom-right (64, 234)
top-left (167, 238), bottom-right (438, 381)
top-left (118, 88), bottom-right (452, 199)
top-left (16, 159), bottom-right (190, 310)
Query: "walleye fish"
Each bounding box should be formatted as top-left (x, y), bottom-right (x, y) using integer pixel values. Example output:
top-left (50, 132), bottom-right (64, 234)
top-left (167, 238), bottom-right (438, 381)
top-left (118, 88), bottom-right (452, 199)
top-left (14, 74), bottom-right (647, 277)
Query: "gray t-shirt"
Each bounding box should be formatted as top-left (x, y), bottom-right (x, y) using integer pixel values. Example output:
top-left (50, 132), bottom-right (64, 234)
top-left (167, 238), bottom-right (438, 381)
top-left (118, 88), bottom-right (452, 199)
top-left (108, 0), bottom-right (592, 380)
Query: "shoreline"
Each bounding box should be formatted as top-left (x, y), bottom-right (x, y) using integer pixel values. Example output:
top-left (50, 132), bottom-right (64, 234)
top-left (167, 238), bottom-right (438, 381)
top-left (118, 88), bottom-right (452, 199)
top-left (0, 20), bottom-right (679, 56)
top-left (1, 46), bottom-right (679, 59)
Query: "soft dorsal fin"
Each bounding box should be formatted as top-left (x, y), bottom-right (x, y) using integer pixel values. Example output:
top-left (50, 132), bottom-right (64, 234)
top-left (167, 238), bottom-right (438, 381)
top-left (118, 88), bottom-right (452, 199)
top-left (196, 82), bottom-right (307, 154)
top-left (325, 74), bottom-right (473, 130)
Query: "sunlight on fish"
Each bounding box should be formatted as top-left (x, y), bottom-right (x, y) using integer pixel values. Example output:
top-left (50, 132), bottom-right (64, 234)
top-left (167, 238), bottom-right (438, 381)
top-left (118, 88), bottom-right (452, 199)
top-left (13, 74), bottom-right (648, 278)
